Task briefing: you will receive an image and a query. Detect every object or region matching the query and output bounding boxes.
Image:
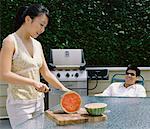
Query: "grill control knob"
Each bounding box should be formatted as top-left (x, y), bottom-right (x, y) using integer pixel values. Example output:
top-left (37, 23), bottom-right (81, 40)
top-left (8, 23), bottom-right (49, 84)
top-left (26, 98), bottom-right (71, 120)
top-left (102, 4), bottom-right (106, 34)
top-left (75, 73), bottom-right (79, 78)
top-left (57, 73), bottom-right (61, 78)
top-left (66, 73), bottom-right (70, 78)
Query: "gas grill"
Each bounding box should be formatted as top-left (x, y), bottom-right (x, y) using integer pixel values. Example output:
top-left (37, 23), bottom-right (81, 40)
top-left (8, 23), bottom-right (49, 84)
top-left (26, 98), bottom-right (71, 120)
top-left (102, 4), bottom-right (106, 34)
top-left (48, 49), bottom-right (87, 108)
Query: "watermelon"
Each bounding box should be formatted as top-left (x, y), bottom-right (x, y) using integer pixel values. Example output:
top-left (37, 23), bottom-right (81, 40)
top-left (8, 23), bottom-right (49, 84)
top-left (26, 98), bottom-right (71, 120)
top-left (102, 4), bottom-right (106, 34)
top-left (60, 91), bottom-right (82, 113)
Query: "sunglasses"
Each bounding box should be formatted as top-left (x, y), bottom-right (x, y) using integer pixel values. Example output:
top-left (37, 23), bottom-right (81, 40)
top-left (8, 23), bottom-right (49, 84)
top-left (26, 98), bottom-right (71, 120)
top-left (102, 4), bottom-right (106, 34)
top-left (126, 72), bottom-right (136, 76)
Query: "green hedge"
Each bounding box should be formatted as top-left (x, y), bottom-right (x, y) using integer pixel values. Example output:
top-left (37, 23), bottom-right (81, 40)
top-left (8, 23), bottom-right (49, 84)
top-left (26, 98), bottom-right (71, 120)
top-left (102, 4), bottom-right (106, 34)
top-left (1, 0), bottom-right (149, 66)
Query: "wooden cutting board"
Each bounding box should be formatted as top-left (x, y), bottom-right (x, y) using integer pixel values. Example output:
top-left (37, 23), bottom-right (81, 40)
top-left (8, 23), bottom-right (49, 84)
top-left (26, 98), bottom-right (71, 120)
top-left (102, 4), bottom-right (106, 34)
top-left (45, 108), bottom-right (107, 125)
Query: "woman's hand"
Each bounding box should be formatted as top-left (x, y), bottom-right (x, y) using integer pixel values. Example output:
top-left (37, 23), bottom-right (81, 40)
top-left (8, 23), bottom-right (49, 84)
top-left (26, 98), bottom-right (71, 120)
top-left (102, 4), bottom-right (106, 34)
top-left (61, 86), bottom-right (71, 92)
top-left (33, 81), bottom-right (50, 93)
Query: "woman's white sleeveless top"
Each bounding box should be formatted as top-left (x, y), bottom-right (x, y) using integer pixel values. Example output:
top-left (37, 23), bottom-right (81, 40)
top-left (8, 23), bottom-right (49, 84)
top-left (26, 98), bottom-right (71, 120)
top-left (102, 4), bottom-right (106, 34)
top-left (6, 33), bottom-right (44, 101)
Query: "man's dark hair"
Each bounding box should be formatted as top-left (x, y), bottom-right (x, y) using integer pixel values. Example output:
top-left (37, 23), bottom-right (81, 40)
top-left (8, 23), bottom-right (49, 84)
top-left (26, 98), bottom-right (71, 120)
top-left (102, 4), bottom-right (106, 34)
top-left (126, 64), bottom-right (140, 77)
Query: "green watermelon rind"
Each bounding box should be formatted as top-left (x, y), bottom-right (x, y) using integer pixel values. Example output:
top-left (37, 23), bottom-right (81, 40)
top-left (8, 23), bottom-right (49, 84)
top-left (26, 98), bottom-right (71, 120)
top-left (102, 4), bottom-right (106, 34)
top-left (84, 103), bottom-right (107, 116)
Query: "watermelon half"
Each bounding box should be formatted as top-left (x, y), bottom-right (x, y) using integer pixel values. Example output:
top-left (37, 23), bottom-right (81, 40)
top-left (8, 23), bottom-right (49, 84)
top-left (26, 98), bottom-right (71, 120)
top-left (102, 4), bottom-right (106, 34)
top-left (60, 91), bottom-right (82, 113)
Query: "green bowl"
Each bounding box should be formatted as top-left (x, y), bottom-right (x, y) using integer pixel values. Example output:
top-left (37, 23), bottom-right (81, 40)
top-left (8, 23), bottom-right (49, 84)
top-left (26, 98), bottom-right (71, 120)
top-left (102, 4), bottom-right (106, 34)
top-left (84, 103), bottom-right (107, 116)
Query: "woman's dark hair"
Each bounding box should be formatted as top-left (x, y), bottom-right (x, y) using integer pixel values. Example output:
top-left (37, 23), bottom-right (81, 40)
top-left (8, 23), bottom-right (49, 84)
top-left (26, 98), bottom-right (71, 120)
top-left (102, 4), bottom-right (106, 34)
top-left (14, 4), bottom-right (49, 31)
top-left (126, 64), bottom-right (141, 77)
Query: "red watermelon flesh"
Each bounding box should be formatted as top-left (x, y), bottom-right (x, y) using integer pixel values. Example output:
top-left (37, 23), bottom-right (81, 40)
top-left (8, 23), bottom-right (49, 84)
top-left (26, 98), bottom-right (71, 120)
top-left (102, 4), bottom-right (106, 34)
top-left (61, 91), bottom-right (81, 113)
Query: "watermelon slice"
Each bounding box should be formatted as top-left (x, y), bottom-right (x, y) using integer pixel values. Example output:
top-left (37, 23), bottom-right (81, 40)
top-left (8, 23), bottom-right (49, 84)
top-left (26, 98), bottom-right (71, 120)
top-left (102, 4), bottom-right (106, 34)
top-left (60, 91), bottom-right (82, 113)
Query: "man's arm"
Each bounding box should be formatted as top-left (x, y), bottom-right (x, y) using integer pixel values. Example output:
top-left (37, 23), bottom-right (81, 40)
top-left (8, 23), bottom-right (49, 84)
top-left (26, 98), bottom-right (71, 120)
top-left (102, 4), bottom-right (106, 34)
top-left (94, 84), bottom-right (113, 96)
top-left (136, 85), bottom-right (147, 97)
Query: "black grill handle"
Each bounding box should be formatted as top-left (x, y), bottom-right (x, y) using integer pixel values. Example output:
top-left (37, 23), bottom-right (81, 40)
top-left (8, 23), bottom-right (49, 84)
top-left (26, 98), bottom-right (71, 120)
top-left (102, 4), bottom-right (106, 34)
top-left (48, 63), bottom-right (56, 70)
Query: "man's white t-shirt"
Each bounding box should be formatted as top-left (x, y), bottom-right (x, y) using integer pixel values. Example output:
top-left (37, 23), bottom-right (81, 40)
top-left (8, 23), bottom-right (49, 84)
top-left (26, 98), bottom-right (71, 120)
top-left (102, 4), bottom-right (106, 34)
top-left (101, 82), bottom-right (146, 97)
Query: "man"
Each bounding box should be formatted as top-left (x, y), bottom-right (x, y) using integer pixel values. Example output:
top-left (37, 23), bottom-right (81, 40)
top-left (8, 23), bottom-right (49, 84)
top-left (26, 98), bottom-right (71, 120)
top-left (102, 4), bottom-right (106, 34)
top-left (95, 65), bottom-right (146, 97)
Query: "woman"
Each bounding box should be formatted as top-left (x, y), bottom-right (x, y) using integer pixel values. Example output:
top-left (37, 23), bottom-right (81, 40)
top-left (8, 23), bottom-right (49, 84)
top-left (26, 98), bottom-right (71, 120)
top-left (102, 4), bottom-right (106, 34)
top-left (0, 4), bottom-right (70, 128)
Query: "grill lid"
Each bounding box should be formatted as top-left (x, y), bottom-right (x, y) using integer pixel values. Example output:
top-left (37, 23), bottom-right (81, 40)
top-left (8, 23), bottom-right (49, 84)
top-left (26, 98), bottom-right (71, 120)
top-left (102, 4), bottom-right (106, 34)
top-left (48, 49), bottom-right (86, 70)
